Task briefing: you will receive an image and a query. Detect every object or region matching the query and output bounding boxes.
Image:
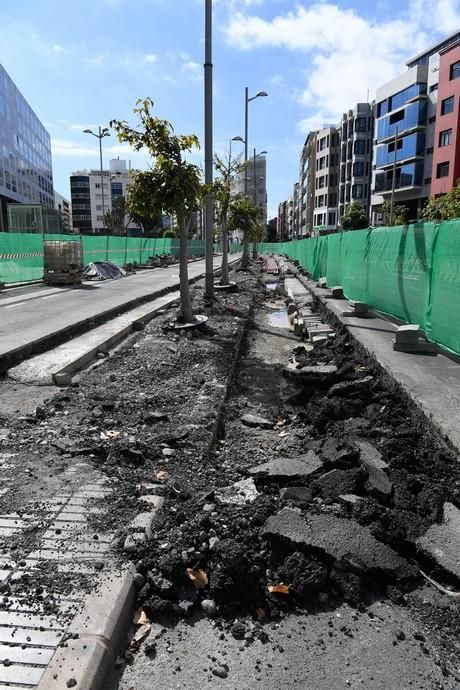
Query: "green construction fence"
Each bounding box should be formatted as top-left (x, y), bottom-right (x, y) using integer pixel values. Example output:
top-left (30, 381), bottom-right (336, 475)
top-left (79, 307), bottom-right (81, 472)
top-left (0, 234), bottom-right (237, 285)
top-left (258, 220), bottom-right (460, 356)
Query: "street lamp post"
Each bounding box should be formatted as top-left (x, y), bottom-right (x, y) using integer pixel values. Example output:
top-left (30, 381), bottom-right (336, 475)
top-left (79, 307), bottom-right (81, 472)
top-left (83, 126), bottom-right (110, 250)
top-left (204, 0), bottom-right (214, 299)
top-left (244, 89), bottom-right (267, 198)
top-left (229, 135), bottom-right (244, 163)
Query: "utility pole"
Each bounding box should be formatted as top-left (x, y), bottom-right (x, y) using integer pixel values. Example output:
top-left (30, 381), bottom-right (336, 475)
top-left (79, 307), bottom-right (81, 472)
top-left (204, 0), bottom-right (214, 299)
top-left (389, 128), bottom-right (398, 226)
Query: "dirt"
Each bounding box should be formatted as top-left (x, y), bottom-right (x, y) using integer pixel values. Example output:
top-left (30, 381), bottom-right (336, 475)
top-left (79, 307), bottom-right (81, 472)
top-left (1, 261), bottom-right (460, 682)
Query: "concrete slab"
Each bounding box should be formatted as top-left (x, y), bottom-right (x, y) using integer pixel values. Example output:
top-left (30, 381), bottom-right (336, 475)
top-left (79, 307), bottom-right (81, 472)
top-left (417, 503), bottom-right (460, 581)
top-left (356, 440), bottom-right (392, 497)
top-left (263, 508), bottom-right (413, 579)
top-left (313, 468), bottom-right (365, 500)
top-left (248, 450), bottom-right (323, 482)
top-left (241, 413), bottom-right (274, 429)
top-left (215, 478), bottom-right (259, 505)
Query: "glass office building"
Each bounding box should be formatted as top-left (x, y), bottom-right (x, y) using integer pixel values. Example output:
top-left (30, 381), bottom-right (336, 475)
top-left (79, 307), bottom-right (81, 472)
top-left (0, 64), bottom-right (54, 231)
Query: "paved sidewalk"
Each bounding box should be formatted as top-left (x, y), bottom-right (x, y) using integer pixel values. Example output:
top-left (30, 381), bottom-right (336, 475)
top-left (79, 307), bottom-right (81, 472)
top-left (0, 255), bottom-right (241, 370)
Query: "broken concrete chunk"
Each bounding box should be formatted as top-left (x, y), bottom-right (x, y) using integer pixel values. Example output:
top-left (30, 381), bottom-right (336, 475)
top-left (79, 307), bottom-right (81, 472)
top-left (280, 486), bottom-right (313, 505)
top-left (327, 376), bottom-right (374, 398)
top-left (416, 503), bottom-right (460, 581)
top-left (283, 365), bottom-right (338, 383)
top-left (313, 468), bottom-right (365, 500)
top-left (356, 440), bottom-right (392, 497)
top-left (215, 478), bottom-right (259, 505)
top-left (241, 413), bottom-right (274, 429)
top-left (248, 450), bottom-right (322, 483)
top-left (339, 494), bottom-right (364, 506)
top-left (262, 507), bottom-right (413, 579)
top-left (321, 437), bottom-right (359, 469)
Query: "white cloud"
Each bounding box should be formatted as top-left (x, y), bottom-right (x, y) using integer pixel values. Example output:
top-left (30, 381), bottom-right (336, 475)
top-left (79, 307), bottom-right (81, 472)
top-left (144, 53), bottom-right (158, 63)
top-left (52, 44), bottom-right (67, 54)
top-left (87, 54), bottom-right (107, 66)
top-left (182, 60), bottom-right (203, 82)
top-left (51, 139), bottom-right (99, 157)
top-left (225, 1), bottom-right (460, 132)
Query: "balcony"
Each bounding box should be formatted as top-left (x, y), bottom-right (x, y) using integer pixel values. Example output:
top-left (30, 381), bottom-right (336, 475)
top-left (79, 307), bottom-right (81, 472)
top-left (374, 162), bottom-right (423, 193)
top-left (376, 101), bottom-right (427, 143)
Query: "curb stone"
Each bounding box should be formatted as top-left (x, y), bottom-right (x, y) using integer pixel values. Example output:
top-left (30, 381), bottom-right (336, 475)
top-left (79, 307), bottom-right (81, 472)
top-left (37, 564), bottom-right (136, 690)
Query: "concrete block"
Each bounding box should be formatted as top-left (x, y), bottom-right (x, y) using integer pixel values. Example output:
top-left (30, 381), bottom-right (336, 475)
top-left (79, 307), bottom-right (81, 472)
top-left (330, 286), bottom-right (344, 299)
top-left (394, 324), bottom-right (420, 344)
top-left (356, 440), bottom-right (392, 497)
top-left (392, 339), bottom-right (437, 354)
top-left (416, 503), bottom-right (460, 581)
top-left (342, 301), bottom-right (369, 317)
top-left (317, 277), bottom-right (327, 288)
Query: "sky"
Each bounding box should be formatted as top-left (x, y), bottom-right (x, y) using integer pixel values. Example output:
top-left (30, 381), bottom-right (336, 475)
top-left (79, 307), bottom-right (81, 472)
top-left (1, 0), bottom-right (460, 219)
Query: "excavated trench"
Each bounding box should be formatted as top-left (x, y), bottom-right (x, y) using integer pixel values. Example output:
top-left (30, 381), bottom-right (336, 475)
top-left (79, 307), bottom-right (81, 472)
top-left (129, 268), bottom-right (460, 631)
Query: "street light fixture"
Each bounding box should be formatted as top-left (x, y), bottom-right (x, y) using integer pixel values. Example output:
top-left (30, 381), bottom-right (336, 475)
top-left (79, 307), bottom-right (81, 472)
top-left (244, 89), bottom-right (268, 197)
top-left (83, 126), bottom-right (110, 234)
top-left (229, 135), bottom-right (245, 162)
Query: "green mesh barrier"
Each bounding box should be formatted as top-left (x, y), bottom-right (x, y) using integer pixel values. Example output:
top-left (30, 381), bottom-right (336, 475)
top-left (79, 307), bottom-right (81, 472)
top-left (426, 220), bottom-right (460, 353)
top-left (257, 221), bottom-right (460, 356)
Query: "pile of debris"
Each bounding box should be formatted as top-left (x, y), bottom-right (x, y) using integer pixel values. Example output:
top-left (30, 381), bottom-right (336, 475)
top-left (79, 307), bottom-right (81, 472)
top-left (83, 261), bottom-right (126, 280)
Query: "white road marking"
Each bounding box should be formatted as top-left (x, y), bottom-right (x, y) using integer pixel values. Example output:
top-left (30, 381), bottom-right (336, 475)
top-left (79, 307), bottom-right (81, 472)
top-left (5, 301), bottom-right (26, 309)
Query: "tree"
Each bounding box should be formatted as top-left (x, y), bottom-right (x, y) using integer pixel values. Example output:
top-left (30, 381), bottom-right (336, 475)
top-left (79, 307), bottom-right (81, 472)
top-left (103, 196), bottom-right (131, 236)
top-left (228, 196), bottom-right (260, 267)
top-left (111, 98), bottom-right (204, 324)
top-left (379, 199), bottom-right (409, 226)
top-left (341, 201), bottom-right (369, 231)
top-left (213, 151), bottom-right (245, 285)
top-left (422, 182), bottom-right (460, 221)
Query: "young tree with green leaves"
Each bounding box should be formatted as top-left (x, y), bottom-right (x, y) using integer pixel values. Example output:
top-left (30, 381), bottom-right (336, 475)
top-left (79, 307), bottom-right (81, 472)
top-left (228, 196), bottom-right (260, 268)
top-left (110, 98), bottom-right (204, 324)
top-left (341, 201), bottom-right (369, 231)
top-left (422, 182), bottom-right (460, 221)
top-left (103, 196), bottom-right (132, 236)
top-left (213, 151), bottom-right (245, 285)
top-left (379, 199), bottom-right (409, 226)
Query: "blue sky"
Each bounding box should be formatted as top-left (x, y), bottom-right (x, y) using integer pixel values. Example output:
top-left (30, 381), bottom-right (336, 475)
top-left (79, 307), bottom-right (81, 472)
top-left (1, 0), bottom-right (459, 218)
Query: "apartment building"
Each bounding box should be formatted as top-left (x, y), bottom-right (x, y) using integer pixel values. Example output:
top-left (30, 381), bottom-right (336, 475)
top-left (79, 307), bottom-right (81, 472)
top-left (0, 64), bottom-right (54, 231)
top-left (313, 126), bottom-right (339, 232)
top-left (298, 132), bottom-right (317, 236)
top-left (338, 103), bottom-right (374, 224)
top-left (431, 40), bottom-right (460, 195)
top-left (54, 191), bottom-right (71, 232)
top-left (371, 30), bottom-right (460, 222)
top-left (70, 159), bottom-right (141, 234)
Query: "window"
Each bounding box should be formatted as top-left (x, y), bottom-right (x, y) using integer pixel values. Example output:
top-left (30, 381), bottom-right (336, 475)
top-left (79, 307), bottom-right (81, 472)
top-left (436, 162), bottom-right (449, 178)
top-left (354, 140), bottom-right (366, 155)
top-left (328, 211), bottom-right (336, 226)
top-left (439, 129), bottom-right (452, 147)
top-left (429, 116), bottom-right (436, 123)
top-left (429, 83), bottom-right (438, 93)
top-left (388, 138), bottom-right (403, 154)
top-left (390, 109), bottom-right (405, 125)
top-left (450, 60), bottom-right (460, 80)
top-left (352, 184), bottom-right (363, 198)
top-left (353, 162), bottom-right (365, 177)
top-left (355, 117), bottom-right (367, 132)
top-left (424, 177), bottom-right (432, 184)
top-left (441, 96), bottom-right (454, 115)
top-left (426, 147), bottom-right (434, 154)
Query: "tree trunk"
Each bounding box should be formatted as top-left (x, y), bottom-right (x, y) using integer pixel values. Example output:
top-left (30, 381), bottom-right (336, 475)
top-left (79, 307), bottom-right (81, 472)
top-left (241, 232), bottom-right (249, 268)
top-left (178, 211), bottom-right (194, 323)
top-left (220, 215), bottom-right (229, 285)
top-left (252, 239), bottom-right (257, 260)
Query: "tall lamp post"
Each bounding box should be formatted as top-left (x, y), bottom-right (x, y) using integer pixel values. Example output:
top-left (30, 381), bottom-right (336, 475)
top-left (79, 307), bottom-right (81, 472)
top-left (244, 89), bottom-right (267, 198)
top-left (229, 135), bottom-right (244, 163)
top-left (83, 127), bottom-right (110, 234)
top-left (204, 0), bottom-right (214, 299)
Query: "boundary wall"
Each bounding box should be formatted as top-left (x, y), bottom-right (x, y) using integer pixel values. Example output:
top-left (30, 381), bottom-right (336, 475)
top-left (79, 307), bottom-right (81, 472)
top-left (258, 221), bottom-right (460, 356)
top-left (0, 234), bottom-right (232, 286)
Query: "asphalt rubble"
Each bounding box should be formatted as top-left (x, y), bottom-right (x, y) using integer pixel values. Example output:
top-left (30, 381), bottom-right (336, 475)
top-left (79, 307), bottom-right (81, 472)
top-left (1, 260), bottom-right (460, 684)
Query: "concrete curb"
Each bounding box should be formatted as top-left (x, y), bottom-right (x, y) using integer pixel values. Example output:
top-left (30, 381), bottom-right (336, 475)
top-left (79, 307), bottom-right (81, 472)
top-left (0, 257), bottom-right (241, 375)
top-left (37, 564), bottom-right (136, 690)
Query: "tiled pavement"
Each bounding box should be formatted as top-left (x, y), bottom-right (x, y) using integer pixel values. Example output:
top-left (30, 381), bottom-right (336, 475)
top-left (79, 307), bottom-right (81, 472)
top-left (0, 462), bottom-right (114, 688)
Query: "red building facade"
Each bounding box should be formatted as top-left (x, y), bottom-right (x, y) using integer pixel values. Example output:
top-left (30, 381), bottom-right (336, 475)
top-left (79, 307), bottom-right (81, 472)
top-left (431, 41), bottom-right (460, 196)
